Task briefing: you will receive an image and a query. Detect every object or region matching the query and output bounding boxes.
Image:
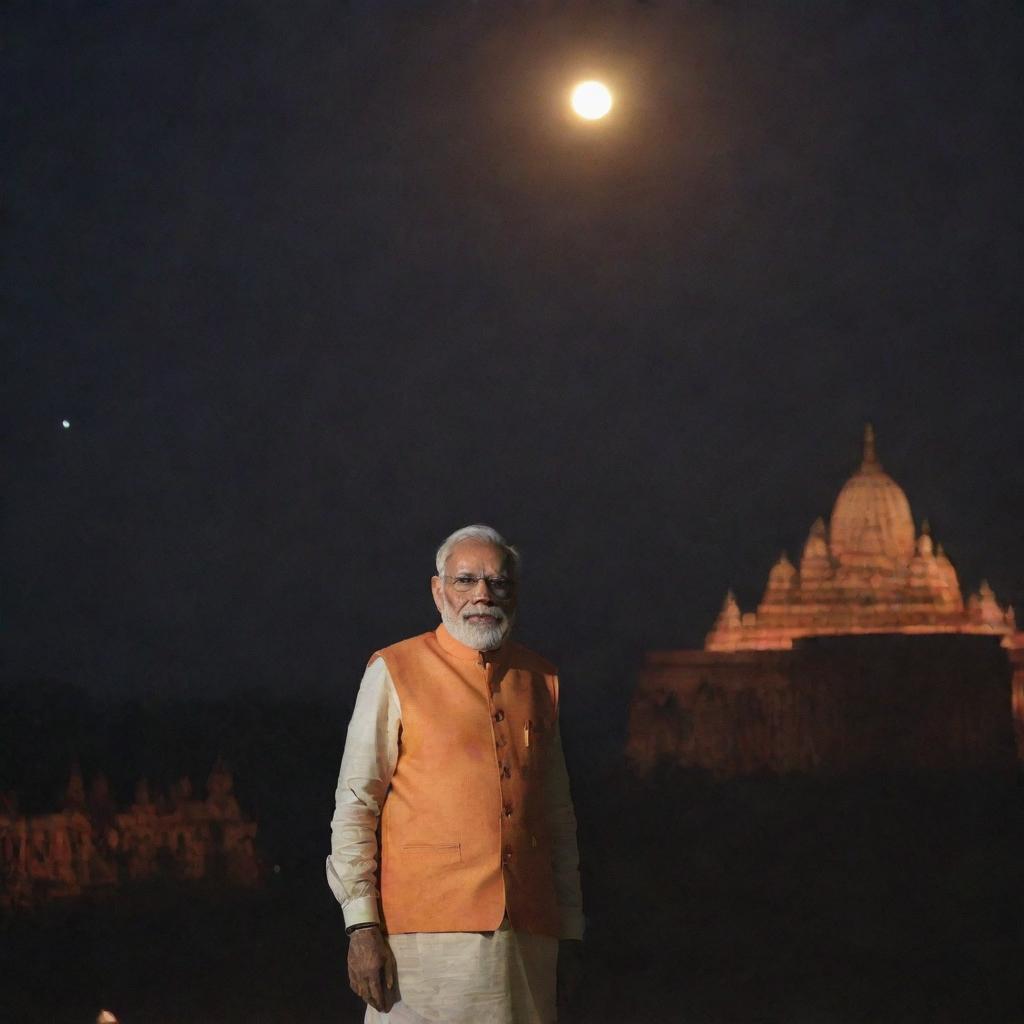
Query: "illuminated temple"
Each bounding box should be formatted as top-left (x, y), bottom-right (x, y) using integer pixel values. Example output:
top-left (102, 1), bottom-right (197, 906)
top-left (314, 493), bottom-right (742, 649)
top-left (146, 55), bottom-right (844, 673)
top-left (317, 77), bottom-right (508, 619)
top-left (707, 426), bottom-right (1016, 650)
top-left (627, 427), bottom-right (1024, 775)
top-left (0, 759), bottom-right (260, 909)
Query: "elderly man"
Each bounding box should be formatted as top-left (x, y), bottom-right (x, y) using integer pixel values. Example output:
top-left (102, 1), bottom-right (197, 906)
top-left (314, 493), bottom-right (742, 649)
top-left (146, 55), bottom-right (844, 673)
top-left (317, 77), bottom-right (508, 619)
top-left (327, 524), bottom-right (584, 1023)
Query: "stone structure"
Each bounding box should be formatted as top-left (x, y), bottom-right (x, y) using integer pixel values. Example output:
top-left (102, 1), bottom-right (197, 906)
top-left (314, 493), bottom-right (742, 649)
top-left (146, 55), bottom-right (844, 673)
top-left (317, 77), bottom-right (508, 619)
top-left (628, 427), bottom-right (1024, 775)
top-left (706, 426), bottom-right (1016, 651)
top-left (0, 759), bottom-right (259, 909)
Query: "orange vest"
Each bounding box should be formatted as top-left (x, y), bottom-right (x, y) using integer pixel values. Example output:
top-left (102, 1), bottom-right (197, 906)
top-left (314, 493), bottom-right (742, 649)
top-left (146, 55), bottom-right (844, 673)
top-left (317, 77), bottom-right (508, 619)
top-left (373, 624), bottom-right (561, 936)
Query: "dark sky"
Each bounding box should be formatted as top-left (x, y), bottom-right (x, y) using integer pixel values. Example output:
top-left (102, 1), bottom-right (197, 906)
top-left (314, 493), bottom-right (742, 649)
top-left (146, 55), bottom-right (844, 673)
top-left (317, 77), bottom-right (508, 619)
top-left (4, 0), bottom-right (1024, 752)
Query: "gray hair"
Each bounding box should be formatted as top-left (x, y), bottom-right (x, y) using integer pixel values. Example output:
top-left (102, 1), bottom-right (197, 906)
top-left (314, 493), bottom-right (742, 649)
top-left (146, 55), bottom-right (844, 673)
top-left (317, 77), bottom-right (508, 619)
top-left (435, 524), bottom-right (521, 579)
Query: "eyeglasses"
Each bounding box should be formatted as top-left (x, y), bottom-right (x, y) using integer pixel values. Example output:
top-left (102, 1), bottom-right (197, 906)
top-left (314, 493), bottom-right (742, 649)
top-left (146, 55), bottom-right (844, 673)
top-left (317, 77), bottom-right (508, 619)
top-left (442, 574), bottom-right (516, 599)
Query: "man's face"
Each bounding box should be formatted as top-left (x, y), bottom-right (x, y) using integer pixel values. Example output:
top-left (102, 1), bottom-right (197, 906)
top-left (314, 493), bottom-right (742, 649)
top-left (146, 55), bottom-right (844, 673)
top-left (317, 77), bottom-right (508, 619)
top-left (431, 539), bottom-right (517, 651)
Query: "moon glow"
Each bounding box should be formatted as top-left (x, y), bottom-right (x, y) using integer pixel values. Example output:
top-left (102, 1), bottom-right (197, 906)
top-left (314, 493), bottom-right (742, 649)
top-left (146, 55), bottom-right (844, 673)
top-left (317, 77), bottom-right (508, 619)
top-left (571, 80), bottom-right (612, 120)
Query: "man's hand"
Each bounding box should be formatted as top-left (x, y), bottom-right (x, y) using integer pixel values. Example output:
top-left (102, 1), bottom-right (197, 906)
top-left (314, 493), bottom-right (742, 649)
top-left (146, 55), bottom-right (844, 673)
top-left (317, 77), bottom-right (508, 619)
top-left (347, 925), bottom-right (397, 1012)
top-left (557, 938), bottom-right (584, 1017)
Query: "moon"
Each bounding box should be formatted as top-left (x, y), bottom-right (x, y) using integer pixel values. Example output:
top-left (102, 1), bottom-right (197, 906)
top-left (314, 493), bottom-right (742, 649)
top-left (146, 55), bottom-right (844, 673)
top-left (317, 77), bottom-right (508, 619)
top-left (571, 80), bottom-right (612, 121)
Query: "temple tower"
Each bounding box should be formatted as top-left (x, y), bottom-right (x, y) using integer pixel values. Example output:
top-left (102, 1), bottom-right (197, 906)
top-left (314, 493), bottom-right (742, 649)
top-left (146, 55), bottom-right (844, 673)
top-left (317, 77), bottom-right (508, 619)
top-left (706, 426), bottom-right (1015, 651)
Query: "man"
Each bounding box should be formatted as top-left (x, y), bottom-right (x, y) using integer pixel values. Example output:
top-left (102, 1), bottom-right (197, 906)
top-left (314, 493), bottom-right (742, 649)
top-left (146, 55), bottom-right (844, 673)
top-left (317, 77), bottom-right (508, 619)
top-left (327, 524), bottom-right (584, 1023)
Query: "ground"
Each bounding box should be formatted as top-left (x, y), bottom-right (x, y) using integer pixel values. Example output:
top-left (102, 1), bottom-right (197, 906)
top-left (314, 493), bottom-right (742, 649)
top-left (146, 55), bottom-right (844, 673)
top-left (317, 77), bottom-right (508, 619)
top-left (6, 769), bottom-right (1022, 1023)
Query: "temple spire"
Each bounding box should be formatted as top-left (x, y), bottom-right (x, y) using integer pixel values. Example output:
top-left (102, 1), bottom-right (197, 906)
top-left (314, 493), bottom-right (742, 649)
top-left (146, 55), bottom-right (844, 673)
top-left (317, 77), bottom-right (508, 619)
top-left (861, 422), bottom-right (879, 469)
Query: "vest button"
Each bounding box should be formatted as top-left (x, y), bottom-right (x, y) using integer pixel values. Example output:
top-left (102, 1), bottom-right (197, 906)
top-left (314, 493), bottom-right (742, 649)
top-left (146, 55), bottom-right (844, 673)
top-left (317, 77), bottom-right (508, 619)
top-left (502, 844), bottom-right (513, 862)
top-left (493, 710), bottom-right (505, 723)
top-left (504, 802), bottom-right (514, 817)
top-left (502, 765), bottom-right (511, 778)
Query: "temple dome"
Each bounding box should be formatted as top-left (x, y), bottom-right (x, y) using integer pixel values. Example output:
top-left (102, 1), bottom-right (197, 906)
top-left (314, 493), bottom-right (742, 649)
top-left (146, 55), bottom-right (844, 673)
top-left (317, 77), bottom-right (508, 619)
top-left (829, 425), bottom-right (916, 568)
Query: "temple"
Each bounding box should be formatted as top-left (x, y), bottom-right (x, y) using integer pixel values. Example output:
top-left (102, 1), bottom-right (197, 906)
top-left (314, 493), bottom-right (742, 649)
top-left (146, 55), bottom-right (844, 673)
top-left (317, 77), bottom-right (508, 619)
top-left (0, 758), bottom-right (260, 909)
top-left (706, 425), bottom-right (1016, 650)
top-left (628, 427), bottom-right (1024, 775)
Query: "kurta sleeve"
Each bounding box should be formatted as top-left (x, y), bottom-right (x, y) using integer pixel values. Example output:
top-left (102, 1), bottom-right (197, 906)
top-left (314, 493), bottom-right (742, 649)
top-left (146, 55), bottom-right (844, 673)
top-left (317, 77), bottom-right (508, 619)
top-left (544, 693), bottom-right (585, 941)
top-left (325, 656), bottom-right (401, 930)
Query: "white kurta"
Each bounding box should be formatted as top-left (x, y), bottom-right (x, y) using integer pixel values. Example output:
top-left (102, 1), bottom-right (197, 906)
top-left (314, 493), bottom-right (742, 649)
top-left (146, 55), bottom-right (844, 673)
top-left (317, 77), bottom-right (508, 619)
top-left (326, 656), bottom-right (584, 1024)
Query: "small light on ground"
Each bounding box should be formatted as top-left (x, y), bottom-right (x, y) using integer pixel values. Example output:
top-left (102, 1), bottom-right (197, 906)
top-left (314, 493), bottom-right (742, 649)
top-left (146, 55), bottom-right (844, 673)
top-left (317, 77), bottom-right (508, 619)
top-left (62, 419), bottom-right (71, 429)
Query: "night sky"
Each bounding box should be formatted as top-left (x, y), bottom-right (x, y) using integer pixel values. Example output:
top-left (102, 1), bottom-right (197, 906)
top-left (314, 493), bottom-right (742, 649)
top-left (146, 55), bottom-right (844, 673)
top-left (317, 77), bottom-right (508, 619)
top-left (5, 0), bottom-right (1024, 756)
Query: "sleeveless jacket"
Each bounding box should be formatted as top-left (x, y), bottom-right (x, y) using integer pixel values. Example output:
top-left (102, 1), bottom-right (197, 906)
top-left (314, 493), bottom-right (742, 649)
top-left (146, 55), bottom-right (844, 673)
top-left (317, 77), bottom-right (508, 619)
top-left (373, 624), bottom-right (561, 936)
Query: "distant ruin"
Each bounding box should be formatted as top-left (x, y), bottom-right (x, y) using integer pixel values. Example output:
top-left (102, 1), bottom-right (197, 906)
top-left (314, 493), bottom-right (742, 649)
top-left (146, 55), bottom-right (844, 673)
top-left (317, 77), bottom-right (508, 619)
top-left (0, 758), bottom-right (259, 909)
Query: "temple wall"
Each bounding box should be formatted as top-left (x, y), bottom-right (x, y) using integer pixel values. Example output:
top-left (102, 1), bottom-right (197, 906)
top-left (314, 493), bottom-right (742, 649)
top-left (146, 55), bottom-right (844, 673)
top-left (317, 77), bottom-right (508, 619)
top-left (627, 635), bottom-right (1018, 776)
top-left (1009, 648), bottom-right (1024, 759)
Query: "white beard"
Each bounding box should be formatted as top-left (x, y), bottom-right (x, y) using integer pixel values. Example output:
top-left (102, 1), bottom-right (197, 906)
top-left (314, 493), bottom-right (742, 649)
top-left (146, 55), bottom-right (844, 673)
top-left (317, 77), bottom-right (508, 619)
top-left (440, 596), bottom-right (514, 651)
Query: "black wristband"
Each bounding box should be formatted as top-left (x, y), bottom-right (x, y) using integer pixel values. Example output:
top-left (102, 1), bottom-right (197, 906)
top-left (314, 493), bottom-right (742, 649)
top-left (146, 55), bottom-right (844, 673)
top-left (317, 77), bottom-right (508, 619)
top-left (346, 921), bottom-right (380, 935)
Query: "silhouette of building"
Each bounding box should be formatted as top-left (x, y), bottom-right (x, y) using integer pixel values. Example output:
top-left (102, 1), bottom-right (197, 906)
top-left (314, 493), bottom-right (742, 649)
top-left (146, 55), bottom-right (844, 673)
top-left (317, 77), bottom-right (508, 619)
top-left (627, 427), bottom-right (1024, 775)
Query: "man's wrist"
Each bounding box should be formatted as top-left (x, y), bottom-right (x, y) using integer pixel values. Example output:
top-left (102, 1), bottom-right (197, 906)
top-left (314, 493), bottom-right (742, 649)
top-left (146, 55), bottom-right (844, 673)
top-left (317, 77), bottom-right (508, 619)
top-left (346, 921), bottom-right (380, 935)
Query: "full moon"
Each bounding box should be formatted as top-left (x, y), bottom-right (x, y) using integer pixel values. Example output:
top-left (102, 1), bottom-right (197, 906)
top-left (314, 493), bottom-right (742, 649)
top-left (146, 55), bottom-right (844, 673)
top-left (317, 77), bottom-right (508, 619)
top-left (571, 80), bottom-right (612, 120)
